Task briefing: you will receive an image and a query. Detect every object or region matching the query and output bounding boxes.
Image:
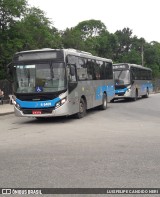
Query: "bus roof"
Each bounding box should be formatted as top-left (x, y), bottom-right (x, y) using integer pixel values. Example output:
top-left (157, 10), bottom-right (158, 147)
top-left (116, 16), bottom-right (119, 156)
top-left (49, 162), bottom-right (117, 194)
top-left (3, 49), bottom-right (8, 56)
top-left (14, 48), bottom-right (113, 63)
top-left (113, 63), bottom-right (152, 71)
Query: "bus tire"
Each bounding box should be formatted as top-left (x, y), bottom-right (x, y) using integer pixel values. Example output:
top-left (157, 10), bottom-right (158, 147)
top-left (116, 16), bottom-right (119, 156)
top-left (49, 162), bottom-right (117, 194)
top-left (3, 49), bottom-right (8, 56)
top-left (100, 93), bottom-right (107, 110)
top-left (110, 99), bottom-right (114, 103)
top-left (133, 89), bottom-right (138, 101)
top-left (76, 98), bottom-right (86, 119)
top-left (142, 88), bottom-right (149, 98)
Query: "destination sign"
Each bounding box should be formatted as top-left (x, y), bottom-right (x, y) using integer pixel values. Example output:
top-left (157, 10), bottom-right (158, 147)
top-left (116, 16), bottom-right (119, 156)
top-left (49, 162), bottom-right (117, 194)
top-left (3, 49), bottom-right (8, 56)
top-left (113, 64), bottom-right (129, 70)
top-left (16, 52), bottom-right (57, 61)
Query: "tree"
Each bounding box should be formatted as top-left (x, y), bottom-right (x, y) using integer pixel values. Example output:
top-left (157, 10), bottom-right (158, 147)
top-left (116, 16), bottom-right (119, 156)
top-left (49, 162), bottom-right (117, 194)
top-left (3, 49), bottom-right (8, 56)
top-left (0, 0), bottom-right (27, 32)
top-left (144, 42), bottom-right (160, 78)
top-left (96, 32), bottom-right (118, 59)
top-left (15, 7), bottom-right (62, 50)
top-left (0, 0), bottom-right (27, 79)
top-left (62, 20), bottom-right (107, 54)
top-left (120, 49), bottom-right (141, 64)
top-left (75, 19), bottom-right (107, 40)
top-left (1, 1), bottom-right (160, 81)
top-left (61, 27), bottom-right (85, 50)
top-left (114, 27), bottom-right (133, 61)
top-left (0, 3), bottom-right (62, 79)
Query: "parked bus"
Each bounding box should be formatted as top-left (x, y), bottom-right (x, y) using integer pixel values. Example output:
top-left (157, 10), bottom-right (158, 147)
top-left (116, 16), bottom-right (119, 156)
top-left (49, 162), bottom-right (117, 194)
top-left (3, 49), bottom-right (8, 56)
top-left (10, 48), bottom-right (115, 119)
top-left (111, 63), bottom-right (153, 102)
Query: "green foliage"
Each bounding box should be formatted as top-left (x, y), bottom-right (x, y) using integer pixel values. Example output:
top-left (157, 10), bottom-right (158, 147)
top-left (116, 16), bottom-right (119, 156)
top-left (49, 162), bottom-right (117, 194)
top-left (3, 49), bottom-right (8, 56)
top-left (75, 19), bottom-right (107, 40)
top-left (114, 28), bottom-right (133, 61)
top-left (0, 1), bottom-right (160, 80)
top-left (0, 0), bottom-right (27, 31)
top-left (0, 67), bottom-right (7, 79)
top-left (96, 32), bottom-right (118, 59)
top-left (144, 42), bottom-right (160, 78)
top-left (13, 7), bottom-right (62, 50)
top-left (62, 28), bottom-right (85, 50)
top-left (121, 50), bottom-right (141, 64)
top-left (148, 64), bottom-right (160, 78)
top-left (0, 1), bottom-right (62, 79)
top-left (0, 0), bottom-right (27, 79)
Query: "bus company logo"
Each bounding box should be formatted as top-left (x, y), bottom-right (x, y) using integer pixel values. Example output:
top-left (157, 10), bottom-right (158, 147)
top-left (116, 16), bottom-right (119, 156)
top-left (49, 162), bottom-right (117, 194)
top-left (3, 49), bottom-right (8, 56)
top-left (41, 102), bottom-right (52, 107)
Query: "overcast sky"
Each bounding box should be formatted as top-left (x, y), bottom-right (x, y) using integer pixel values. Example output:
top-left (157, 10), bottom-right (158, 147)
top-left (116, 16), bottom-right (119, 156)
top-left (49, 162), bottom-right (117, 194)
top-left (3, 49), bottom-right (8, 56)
top-left (28, 0), bottom-right (159, 43)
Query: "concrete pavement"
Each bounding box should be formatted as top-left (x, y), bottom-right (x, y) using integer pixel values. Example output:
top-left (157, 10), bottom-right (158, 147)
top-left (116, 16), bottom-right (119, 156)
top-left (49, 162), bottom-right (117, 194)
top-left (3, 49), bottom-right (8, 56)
top-left (0, 103), bottom-right (14, 116)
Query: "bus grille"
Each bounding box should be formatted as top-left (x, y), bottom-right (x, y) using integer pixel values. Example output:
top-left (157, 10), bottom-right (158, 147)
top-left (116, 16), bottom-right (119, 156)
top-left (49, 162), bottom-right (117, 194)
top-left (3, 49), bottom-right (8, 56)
top-left (115, 92), bottom-right (125, 96)
top-left (115, 85), bottom-right (127, 90)
top-left (15, 89), bottom-right (67, 101)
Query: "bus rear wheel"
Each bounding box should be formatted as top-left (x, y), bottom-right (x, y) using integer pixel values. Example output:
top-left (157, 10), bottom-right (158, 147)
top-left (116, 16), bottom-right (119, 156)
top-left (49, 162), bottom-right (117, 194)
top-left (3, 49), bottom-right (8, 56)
top-left (142, 88), bottom-right (149, 98)
top-left (100, 93), bottom-right (107, 110)
top-left (110, 99), bottom-right (114, 103)
top-left (76, 98), bottom-right (86, 119)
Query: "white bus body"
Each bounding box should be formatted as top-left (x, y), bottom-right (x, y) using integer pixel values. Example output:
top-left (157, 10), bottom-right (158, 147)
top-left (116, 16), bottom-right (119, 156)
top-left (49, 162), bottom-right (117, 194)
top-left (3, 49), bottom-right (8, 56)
top-left (11, 49), bottom-right (115, 118)
top-left (112, 63), bottom-right (153, 101)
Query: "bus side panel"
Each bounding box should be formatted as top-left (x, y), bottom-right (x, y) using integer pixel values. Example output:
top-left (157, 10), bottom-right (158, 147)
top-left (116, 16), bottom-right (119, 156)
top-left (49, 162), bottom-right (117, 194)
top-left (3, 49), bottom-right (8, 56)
top-left (92, 79), bottom-right (115, 107)
top-left (67, 79), bottom-right (115, 115)
top-left (132, 80), bottom-right (153, 97)
top-left (67, 80), bottom-right (94, 114)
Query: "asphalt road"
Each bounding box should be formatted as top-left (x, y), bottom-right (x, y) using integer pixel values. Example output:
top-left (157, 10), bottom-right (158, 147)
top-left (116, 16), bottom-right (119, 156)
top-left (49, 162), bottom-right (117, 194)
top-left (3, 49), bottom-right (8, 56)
top-left (0, 93), bottom-right (160, 196)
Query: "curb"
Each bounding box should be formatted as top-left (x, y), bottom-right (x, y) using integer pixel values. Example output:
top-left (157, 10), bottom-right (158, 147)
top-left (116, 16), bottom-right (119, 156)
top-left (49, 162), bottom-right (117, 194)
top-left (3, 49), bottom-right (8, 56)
top-left (0, 112), bottom-right (14, 116)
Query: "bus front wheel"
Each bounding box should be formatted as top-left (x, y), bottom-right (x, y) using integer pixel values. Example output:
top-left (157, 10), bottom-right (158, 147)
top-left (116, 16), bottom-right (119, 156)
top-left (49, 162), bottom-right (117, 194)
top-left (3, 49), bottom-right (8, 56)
top-left (133, 89), bottom-right (138, 101)
top-left (76, 98), bottom-right (86, 119)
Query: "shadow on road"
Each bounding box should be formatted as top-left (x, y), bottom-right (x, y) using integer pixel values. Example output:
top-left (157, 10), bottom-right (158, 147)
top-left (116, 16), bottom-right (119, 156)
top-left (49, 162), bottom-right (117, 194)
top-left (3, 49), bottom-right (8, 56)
top-left (17, 106), bottom-right (112, 125)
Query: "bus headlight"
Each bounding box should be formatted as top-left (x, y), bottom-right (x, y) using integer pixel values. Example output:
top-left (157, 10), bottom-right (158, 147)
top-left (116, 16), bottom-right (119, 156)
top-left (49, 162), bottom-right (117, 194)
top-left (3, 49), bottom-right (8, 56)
top-left (127, 88), bottom-right (131, 92)
top-left (127, 85), bottom-right (131, 92)
top-left (55, 97), bottom-right (67, 109)
top-left (15, 103), bottom-right (21, 110)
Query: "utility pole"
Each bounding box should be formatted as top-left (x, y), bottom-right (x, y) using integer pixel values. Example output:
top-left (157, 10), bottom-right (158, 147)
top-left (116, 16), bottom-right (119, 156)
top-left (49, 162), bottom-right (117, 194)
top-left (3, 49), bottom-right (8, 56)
top-left (141, 43), bottom-right (144, 66)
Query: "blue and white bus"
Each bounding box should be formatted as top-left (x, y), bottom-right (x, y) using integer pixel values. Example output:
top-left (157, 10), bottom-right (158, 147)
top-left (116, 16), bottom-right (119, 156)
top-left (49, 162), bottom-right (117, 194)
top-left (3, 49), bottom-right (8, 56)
top-left (112, 63), bottom-right (153, 102)
top-left (10, 48), bottom-right (115, 119)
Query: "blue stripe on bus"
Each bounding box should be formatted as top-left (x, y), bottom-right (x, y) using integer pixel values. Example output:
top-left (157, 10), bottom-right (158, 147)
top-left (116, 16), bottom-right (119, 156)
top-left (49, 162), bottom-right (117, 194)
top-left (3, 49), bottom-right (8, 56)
top-left (115, 83), bottom-right (153, 94)
top-left (16, 97), bottom-right (60, 108)
top-left (96, 85), bottom-right (115, 100)
top-left (115, 88), bottom-right (128, 94)
top-left (141, 83), bottom-right (153, 91)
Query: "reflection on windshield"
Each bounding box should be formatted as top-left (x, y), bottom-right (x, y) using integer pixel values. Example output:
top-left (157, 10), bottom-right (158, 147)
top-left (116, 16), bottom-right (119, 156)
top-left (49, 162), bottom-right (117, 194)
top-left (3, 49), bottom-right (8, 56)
top-left (114, 70), bottom-right (130, 85)
top-left (14, 62), bottom-right (66, 93)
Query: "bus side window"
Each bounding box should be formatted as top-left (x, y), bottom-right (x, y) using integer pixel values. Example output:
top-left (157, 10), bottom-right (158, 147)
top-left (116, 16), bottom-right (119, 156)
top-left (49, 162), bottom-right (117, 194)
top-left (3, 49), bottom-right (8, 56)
top-left (77, 58), bottom-right (88, 81)
top-left (105, 62), bottom-right (113, 79)
top-left (132, 68), bottom-right (137, 80)
top-left (87, 59), bottom-right (93, 80)
top-left (67, 65), bottom-right (77, 82)
top-left (130, 69), bottom-right (134, 78)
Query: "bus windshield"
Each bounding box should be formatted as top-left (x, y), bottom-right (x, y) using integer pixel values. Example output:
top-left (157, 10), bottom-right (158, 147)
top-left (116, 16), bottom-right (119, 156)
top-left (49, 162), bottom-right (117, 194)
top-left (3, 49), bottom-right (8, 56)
top-left (14, 62), bottom-right (66, 93)
top-left (114, 69), bottom-right (130, 85)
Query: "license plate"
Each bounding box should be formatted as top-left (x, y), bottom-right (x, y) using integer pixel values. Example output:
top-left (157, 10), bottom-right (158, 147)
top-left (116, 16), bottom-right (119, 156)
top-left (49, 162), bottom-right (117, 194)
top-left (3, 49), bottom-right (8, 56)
top-left (32, 110), bottom-right (42, 114)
